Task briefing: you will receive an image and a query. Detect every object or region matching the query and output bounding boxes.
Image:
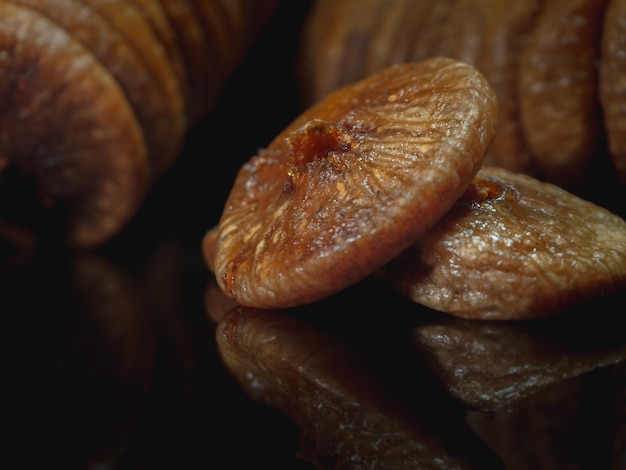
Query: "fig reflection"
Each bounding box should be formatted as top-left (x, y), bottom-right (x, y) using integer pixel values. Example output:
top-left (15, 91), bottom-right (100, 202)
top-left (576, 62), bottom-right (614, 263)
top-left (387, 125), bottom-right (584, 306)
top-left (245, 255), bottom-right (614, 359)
top-left (215, 305), bottom-right (504, 469)
top-left (409, 298), bottom-right (626, 411)
top-left (0, 253), bottom-right (157, 468)
top-left (466, 362), bottom-right (626, 469)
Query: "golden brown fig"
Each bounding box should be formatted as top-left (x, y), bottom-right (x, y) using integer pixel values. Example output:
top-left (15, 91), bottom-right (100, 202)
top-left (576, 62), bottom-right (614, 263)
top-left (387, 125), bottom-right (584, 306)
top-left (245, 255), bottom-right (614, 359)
top-left (216, 306), bottom-right (504, 469)
top-left (209, 58), bottom-right (498, 309)
top-left (519, 0), bottom-right (607, 188)
top-left (0, 2), bottom-right (149, 247)
top-left (600, 0), bottom-right (626, 185)
top-left (377, 166), bottom-right (626, 320)
top-left (297, 0), bottom-right (626, 194)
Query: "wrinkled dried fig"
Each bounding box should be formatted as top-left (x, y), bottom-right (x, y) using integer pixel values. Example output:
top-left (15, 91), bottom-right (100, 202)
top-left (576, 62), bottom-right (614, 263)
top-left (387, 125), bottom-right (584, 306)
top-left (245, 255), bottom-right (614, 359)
top-left (377, 166), bottom-right (626, 320)
top-left (208, 58), bottom-right (498, 309)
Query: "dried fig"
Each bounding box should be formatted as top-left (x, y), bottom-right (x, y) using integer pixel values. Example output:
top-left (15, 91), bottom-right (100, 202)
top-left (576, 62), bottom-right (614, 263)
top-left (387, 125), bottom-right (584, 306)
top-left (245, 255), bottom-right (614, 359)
top-left (156, 0), bottom-right (214, 122)
top-left (0, 2), bottom-right (149, 247)
top-left (600, 0), bottom-right (626, 185)
top-left (439, 0), bottom-right (496, 66)
top-left (7, 0), bottom-right (186, 178)
top-left (299, 0), bottom-right (393, 103)
top-left (0, 0), bottom-right (281, 248)
top-left (80, 0), bottom-right (186, 176)
top-left (475, 0), bottom-right (541, 174)
top-left (519, 0), bottom-right (607, 188)
top-left (208, 58), bottom-right (498, 309)
top-left (128, 0), bottom-right (189, 106)
top-left (377, 166), bottom-right (626, 320)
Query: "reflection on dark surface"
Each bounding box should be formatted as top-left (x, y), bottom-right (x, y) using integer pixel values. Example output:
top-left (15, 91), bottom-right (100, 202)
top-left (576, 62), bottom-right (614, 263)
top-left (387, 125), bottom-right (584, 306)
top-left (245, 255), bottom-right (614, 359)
top-left (214, 302), bottom-right (504, 469)
top-left (1, 253), bottom-right (156, 468)
top-left (409, 299), bottom-right (626, 411)
top-left (209, 279), bottom-right (626, 469)
top-left (2, 1), bottom-right (626, 468)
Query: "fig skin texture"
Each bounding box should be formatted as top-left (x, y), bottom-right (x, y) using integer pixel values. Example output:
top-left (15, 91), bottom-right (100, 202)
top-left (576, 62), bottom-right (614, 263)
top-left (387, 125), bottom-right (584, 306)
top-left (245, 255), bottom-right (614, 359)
top-left (376, 166), bottom-right (626, 320)
top-left (209, 57), bottom-right (498, 309)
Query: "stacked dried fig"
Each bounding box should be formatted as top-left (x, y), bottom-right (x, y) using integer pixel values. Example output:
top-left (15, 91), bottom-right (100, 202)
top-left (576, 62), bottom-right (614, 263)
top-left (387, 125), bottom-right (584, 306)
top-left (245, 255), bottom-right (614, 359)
top-left (0, 0), bottom-right (280, 248)
top-left (299, 0), bottom-right (625, 191)
top-left (205, 56), bottom-right (626, 321)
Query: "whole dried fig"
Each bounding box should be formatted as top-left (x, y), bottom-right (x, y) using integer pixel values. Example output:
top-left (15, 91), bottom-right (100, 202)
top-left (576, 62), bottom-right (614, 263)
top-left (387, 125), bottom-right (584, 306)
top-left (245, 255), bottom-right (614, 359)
top-left (208, 57), bottom-right (498, 309)
top-left (377, 166), bottom-right (626, 320)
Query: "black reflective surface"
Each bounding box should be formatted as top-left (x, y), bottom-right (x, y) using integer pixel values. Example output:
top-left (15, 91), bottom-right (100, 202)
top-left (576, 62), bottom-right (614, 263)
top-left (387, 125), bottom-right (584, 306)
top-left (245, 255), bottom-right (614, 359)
top-left (2, 2), bottom-right (626, 468)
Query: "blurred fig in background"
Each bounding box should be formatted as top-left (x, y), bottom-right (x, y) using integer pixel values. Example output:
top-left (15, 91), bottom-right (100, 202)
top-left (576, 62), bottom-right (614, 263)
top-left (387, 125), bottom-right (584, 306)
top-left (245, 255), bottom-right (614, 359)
top-left (299, 0), bottom-right (624, 197)
top-left (0, 0), bottom-right (281, 248)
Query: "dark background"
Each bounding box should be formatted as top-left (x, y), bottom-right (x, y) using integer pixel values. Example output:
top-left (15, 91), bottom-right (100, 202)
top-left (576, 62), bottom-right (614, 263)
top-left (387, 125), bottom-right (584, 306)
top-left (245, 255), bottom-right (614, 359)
top-left (2, 1), bottom-right (626, 468)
